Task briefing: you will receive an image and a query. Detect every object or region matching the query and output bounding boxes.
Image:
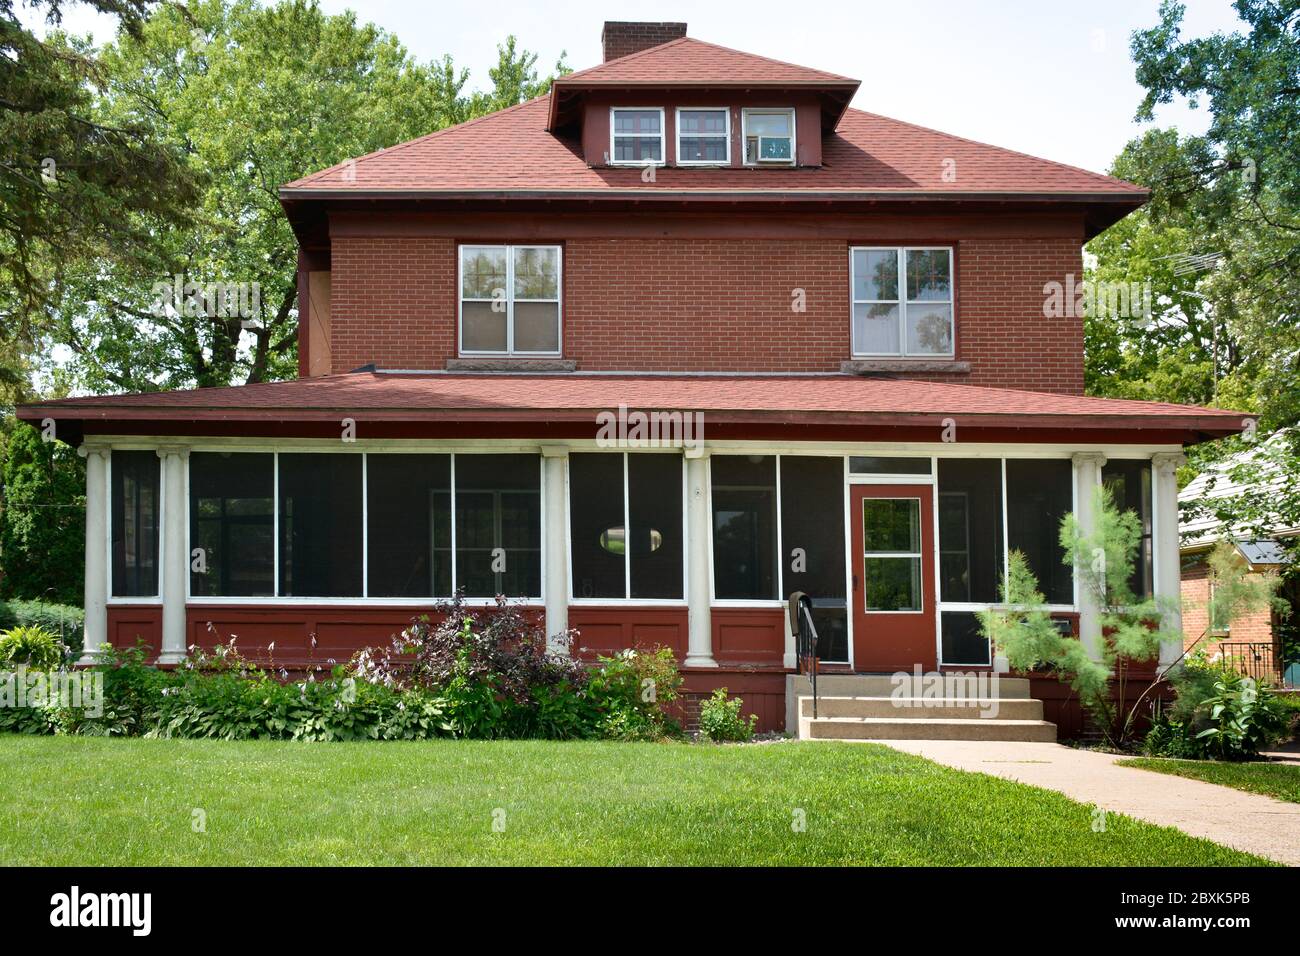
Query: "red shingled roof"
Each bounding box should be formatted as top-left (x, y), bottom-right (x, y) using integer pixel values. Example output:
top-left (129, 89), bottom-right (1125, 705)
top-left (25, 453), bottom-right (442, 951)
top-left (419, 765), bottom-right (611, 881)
top-left (282, 98), bottom-right (1144, 198)
top-left (19, 373), bottom-right (1247, 436)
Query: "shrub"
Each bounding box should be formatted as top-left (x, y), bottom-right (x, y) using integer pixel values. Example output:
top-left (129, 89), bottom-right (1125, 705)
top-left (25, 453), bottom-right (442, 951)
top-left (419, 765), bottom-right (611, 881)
top-left (0, 624), bottom-right (64, 670)
top-left (584, 646), bottom-right (683, 741)
top-left (1194, 672), bottom-right (1290, 760)
top-left (697, 688), bottom-right (757, 742)
top-left (0, 602), bottom-right (83, 656)
top-left (1145, 666), bottom-right (1290, 760)
top-left (351, 594), bottom-right (589, 739)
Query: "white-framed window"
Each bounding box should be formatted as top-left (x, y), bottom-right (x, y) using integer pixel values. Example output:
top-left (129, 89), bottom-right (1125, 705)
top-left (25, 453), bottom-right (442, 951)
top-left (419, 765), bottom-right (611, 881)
top-left (742, 108), bottom-right (795, 165)
top-left (675, 107), bottom-right (730, 165)
top-left (610, 107), bottom-right (665, 165)
top-left (459, 244), bottom-right (561, 355)
top-left (850, 246), bottom-right (954, 357)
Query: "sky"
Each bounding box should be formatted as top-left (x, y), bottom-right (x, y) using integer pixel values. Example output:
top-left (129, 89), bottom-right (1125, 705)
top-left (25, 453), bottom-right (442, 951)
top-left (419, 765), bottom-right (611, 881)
top-left (21, 0), bottom-right (1246, 175)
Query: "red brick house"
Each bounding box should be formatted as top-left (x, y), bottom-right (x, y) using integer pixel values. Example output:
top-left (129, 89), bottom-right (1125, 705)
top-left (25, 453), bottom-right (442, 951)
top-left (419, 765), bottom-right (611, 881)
top-left (20, 22), bottom-right (1250, 736)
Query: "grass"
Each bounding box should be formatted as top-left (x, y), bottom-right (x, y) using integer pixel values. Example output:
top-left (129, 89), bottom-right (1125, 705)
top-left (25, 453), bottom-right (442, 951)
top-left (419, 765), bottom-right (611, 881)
top-left (0, 736), bottom-right (1271, 866)
top-left (1119, 756), bottom-right (1300, 805)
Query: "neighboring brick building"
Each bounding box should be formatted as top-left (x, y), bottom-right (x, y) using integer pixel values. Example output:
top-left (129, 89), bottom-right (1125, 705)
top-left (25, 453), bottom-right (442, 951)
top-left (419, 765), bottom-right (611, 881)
top-left (20, 22), bottom-right (1254, 735)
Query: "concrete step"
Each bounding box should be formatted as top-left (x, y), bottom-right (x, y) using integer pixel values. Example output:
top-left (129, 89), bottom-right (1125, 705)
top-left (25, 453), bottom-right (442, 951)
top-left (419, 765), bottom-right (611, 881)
top-left (787, 673), bottom-right (1031, 699)
top-left (805, 716), bottom-right (1057, 742)
top-left (800, 695), bottom-right (1043, 721)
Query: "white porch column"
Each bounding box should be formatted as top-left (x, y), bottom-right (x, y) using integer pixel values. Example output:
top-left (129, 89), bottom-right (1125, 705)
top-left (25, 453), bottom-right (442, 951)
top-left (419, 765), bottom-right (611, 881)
top-left (683, 447), bottom-right (715, 667)
top-left (157, 446), bottom-right (189, 665)
top-left (541, 445), bottom-right (569, 655)
top-left (1152, 452), bottom-right (1186, 669)
top-left (77, 445), bottom-right (109, 664)
top-left (1072, 452), bottom-right (1106, 659)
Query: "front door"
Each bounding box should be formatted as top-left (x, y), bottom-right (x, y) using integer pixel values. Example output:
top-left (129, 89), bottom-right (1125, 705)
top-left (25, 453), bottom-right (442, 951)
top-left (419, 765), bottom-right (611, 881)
top-left (850, 484), bottom-right (936, 672)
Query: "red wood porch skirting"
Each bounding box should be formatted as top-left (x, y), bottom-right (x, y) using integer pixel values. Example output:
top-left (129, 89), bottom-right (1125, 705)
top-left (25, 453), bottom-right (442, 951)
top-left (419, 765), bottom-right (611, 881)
top-left (105, 606), bottom-right (1161, 738)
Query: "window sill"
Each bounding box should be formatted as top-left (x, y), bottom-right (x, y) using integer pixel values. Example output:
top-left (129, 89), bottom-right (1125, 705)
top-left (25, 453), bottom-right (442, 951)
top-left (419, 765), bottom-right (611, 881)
top-left (841, 359), bottom-right (971, 375)
top-left (447, 358), bottom-right (577, 372)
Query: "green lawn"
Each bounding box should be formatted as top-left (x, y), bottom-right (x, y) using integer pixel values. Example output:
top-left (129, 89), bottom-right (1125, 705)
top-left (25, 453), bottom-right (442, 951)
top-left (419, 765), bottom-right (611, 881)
top-left (1119, 757), bottom-right (1300, 805)
top-left (0, 736), bottom-right (1270, 866)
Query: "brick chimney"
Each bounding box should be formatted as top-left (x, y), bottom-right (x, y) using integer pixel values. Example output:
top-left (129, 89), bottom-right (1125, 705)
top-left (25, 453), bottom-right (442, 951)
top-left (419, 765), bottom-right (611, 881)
top-left (601, 21), bottom-right (687, 62)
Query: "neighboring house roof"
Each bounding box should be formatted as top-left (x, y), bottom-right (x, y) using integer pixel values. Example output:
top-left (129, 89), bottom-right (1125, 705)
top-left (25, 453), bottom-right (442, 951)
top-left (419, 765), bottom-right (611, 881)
top-left (1179, 430), bottom-right (1300, 549)
top-left (18, 372), bottom-right (1248, 437)
top-left (1234, 539), bottom-right (1291, 569)
top-left (281, 98), bottom-right (1147, 200)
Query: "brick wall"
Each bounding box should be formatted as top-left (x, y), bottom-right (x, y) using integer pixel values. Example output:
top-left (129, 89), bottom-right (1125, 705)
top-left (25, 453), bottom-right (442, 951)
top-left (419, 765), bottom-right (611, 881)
top-left (1181, 558), bottom-right (1277, 651)
top-left (602, 22), bottom-right (687, 61)
top-left (326, 234), bottom-right (1085, 393)
top-left (330, 237), bottom-right (455, 373)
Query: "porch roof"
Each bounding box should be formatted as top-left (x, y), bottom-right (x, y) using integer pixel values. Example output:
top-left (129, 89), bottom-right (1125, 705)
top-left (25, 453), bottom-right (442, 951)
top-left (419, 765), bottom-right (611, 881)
top-left (18, 372), bottom-right (1250, 445)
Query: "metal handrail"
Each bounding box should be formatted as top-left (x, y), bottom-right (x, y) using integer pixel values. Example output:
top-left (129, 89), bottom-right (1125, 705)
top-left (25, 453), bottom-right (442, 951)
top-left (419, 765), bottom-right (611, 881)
top-left (788, 591), bottom-right (820, 719)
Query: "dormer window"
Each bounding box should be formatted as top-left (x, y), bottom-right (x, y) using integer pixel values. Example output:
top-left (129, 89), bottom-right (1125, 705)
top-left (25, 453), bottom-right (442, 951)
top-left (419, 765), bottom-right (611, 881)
top-left (742, 108), bottom-right (795, 165)
top-left (610, 108), bottom-right (665, 165)
top-left (676, 108), bottom-right (730, 165)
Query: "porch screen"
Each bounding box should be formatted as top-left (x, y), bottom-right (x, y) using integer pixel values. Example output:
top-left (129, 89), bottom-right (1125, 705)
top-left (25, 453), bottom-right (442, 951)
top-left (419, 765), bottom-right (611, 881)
top-left (190, 452), bottom-right (274, 597)
top-left (937, 459), bottom-right (1004, 603)
top-left (779, 456), bottom-right (847, 661)
top-left (278, 454), bottom-right (362, 597)
top-left (569, 453), bottom-right (626, 599)
top-left (1102, 459), bottom-right (1154, 599)
top-left (711, 455), bottom-right (777, 600)
top-left (367, 454), bottom-right (452, 598)
top-left (111, 450), bottom-right (160, 597)
top-left (569, 453), bottom-right (684, 601)
top-left (454, 454), bottom-right (541, 598)
top-left (628, 454), bottom-right (684, 600)
top-left (1005, 459), bottom-right (1074, 605)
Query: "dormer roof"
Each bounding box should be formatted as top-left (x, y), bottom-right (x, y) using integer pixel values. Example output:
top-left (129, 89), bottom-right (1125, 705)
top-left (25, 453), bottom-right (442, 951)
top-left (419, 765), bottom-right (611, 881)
top-left (546, 37), bottom-right (860, 129)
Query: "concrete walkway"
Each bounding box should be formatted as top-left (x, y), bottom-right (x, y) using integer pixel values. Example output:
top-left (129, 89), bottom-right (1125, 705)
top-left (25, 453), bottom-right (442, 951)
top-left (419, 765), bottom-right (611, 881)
top-left (876, 739), bottom-right (1300, 866)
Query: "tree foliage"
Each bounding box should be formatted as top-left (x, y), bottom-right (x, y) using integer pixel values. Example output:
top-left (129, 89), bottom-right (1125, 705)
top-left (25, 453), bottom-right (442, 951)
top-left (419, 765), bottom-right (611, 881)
top-left (0, 0), bottom-right (199, 393)
top-left (31, 0), bottom-right (568, 394)
top-left (0, 422), bottom-right (84, 603)
top-left (979, 489), bottom-right (1279, 747)
top-left (1087, 1), bottom-right (1300, 431)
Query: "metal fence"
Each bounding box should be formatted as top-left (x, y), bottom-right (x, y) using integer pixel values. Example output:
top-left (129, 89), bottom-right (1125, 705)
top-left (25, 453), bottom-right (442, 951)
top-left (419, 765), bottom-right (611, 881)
top-left (1214, 642), bottom-right (1283, 685)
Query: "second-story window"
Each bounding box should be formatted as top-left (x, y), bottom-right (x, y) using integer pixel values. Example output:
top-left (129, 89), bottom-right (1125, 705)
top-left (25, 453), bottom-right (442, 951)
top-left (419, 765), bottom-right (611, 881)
top-left (611, 108), bottom-right (664, 165)
top-left (459, 244), bottom-right (561, 355)
top-left (850, 247), bottom-right (953, 357)
top-left (676, 108), bottom-right (730, 165)
top-left (742, 108), bottom-right (795, 165)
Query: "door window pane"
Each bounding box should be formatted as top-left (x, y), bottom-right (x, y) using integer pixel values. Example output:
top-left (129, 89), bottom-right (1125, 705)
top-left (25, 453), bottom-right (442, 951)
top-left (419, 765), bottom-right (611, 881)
top-left (279, 454), bottom-right (362, 597)
top-left (937, 459), bottom-right (1004, 603)
top-left (455, 454), bottom-right (541, 598)
top-left (190, 452), bottom-right (274, 597)
top-left (1006, 459), bottom-right (1073, 605)
top-left (862, 498), bottom-right (921, 553)
top-left (864, 556), bottom-right (922, 611)
top-left (711, 455), bottom-right (777, 600)
top-left (111, 451), bottom-right (160, 597)
top-left (780, 456), bottom-right (847, 661)
top-left (862, 498), bottom-right (923, 611)
top-left (367, 454), bottom-right (452, 598)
